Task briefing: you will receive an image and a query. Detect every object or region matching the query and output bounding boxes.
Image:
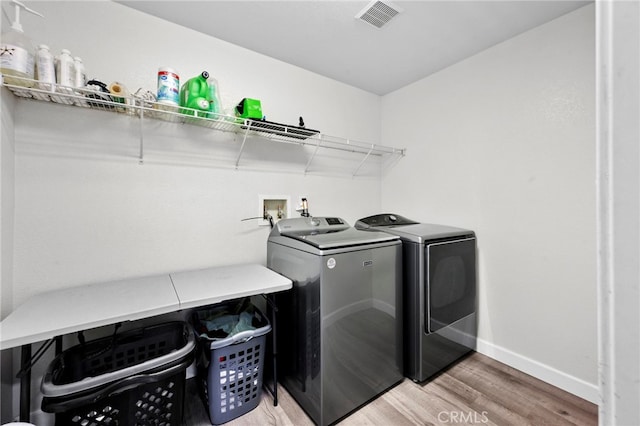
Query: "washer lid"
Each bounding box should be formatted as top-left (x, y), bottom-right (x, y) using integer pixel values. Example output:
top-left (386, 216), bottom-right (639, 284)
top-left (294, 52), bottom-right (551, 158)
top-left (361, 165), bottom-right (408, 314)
top-left (271, 217), bottom-right (398, 249)
top-left (383, 223), bottom-right (474, 243)
top-left (355, 213), bottom-right (419, 229)
top-left (283, 226), bottom-right (398, 249)
top-left (355, 213), bottom-right (473, 242)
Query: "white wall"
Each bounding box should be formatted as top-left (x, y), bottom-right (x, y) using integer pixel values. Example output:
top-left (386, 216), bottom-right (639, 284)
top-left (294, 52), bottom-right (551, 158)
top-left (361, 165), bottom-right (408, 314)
top-left (7, 0), bottom-right (386, 309)
top-left (381, 5), bottom-right (597, 402)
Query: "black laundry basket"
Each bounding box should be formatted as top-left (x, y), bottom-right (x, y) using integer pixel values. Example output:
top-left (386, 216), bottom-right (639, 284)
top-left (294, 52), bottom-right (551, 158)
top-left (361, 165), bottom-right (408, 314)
top-left (41, 321), bottom-right (195, 426)
top-left (193, 300), bottom-right (271, 425)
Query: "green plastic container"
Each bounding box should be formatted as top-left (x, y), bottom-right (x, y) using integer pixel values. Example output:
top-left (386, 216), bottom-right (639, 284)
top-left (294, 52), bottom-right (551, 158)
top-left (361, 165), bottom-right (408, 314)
top-left (180, 71), bottom-right (211, 117)
top-left (235, 98), bottom-right (262, 120)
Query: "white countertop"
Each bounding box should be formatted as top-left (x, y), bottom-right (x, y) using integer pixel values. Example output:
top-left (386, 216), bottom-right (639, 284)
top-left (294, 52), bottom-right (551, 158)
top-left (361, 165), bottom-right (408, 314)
top-left (0, 264), bottom-right (292, 350)
top-left (170, 263), bottom-right (292, 310)
top-left (0, 274), bottom-right (178, 350)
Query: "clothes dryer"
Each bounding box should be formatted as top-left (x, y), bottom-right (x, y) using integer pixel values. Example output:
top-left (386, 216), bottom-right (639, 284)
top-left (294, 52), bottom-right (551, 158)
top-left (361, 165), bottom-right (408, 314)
top-left (355, 213), bottom-right (477, 382)
top-left (267, 217), bottom-right (403, 426)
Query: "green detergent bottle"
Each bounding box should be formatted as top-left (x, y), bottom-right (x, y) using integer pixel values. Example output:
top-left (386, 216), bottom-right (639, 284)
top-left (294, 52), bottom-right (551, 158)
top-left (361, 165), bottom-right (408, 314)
top-left (180, 71), bottom-right (211, 117)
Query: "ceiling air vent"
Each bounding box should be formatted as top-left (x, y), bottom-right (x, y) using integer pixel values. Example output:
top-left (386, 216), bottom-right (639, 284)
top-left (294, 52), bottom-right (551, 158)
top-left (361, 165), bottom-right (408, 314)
top-left (355, 0), bottom-right (403, 29)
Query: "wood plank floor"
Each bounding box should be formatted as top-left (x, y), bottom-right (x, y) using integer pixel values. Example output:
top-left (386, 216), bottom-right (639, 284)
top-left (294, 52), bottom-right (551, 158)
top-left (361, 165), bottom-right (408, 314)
top-left (184, 352), bottom-right (597, 425)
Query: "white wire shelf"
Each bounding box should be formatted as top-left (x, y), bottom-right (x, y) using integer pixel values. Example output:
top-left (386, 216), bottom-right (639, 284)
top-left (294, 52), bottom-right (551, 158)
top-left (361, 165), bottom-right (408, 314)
top-left (2, 75), bottom-right (405, 175)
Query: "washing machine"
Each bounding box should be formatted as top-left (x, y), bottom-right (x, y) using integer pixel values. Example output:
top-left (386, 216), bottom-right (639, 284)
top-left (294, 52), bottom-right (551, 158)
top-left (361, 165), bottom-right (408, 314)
top-left (355, 213), bottom-right (477, 382)
top-left (267, 217), bottom-right (403, 426)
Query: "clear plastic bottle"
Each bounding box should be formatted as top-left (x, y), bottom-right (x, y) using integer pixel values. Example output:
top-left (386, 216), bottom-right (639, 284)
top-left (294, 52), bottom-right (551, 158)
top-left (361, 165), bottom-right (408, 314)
top-left (0, 1), bottom-right (44, 87)
top-left (207, 77), bottom-right (222, 119)
top-left (0, 27), bottom-right (35, 87)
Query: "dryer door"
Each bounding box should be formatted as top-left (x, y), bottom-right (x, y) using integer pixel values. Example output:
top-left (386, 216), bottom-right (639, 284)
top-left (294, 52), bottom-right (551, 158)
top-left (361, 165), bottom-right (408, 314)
top-left (426, 237), bottom-right (476, 333)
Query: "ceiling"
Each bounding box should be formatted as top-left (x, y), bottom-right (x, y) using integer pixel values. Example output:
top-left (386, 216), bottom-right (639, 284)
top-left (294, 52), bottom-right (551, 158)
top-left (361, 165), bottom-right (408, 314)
top-left (118, 1), bottom-right (591, 95)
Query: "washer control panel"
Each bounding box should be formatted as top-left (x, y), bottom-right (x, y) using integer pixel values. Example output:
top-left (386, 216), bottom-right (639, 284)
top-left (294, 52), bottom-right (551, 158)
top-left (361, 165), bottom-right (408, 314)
top-left (271, 217), bottom-right (348, 236)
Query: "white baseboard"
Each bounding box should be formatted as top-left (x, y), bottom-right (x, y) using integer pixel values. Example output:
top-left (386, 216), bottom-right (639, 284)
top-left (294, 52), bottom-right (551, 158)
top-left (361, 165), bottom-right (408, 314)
top-left (476, 338), bottom-right (599, 405)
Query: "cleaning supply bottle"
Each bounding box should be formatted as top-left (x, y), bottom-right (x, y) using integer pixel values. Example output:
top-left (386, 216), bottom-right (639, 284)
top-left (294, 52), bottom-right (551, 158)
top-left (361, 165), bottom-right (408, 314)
top-left (54, 49), bottom-right (75, 104)
top-left (33, 44), bottom-right (54, 100)
top-left (55, 49), bottom-right (74, 87)
top-left (0, 0), bottom-right (44, 87)
top-left (179, 71), bottom-right (211, 117)
top-left (73, 56), bottom-right (90, 107)
top-left (35, 44), bottom-right (54, 88)
top-left (73, 56), bottom-right (86, 88)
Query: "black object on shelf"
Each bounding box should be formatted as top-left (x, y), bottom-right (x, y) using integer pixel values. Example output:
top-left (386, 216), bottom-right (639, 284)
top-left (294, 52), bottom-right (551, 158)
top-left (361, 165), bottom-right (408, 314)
top-left (242, 119), bottom-right (320, 140)
top-left (84, 79), bottom-right (114, 108)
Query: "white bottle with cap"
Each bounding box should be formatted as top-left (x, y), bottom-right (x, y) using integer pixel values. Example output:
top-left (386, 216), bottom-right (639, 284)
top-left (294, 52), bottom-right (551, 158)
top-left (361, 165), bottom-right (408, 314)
top-left (73, 56), bottom-right (90, 106)
top-left (34, 44), bottom-right (54, 85)
top-left (55, 49), bottom-right (74, 87)
top-left (54, 49), bottom-right (75, 104)
top-left (0, 0), bottom-right (43, 87)
top-left (73, 56), bottom-right (86, 88)
top-left (33, 44), bottom-right (55, 100)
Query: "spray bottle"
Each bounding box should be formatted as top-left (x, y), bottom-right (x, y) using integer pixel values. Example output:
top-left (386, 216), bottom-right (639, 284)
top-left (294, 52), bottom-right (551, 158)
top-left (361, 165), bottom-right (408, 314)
top-left (179, 71), bottom-right (211, 118)
top-left (0, 0), bottom-right (44, 87)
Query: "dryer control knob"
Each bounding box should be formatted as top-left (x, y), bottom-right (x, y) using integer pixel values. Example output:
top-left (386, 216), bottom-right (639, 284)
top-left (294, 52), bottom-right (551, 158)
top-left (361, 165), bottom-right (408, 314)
top-left (311, 218), bottom-right (321, 226)
top-left (389, 215), bottom-right (397, 222)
